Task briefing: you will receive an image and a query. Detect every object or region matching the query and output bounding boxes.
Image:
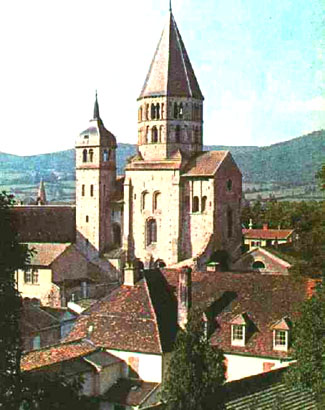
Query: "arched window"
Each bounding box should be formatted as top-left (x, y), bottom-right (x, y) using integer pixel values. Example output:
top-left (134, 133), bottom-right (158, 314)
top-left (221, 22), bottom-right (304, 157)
top-left (146, 219), bottom-right (157, 245)
top-left (89, 149), bottom-right (94, 162)
top-left (153, 191), bottom-right (161, 211)
top-left (103, 149), bottom-right (109, 162)
top-left (112, 223), bottom-right (122, 247)
top-left (82, 184), bottom-right (85, 196)
top-left (145, 126), bottom-right (149, 143)
top-left (138, 107), bottom-right (142, 121)
top-left (151, 103), bottom-right (156, 120)
top-left (141, 191), bottom-right (148, 211)
top-left (82, 149), bottom-right (87, 163)
top-left (159, 125), bottom-right (163, 142)
top-left (152, 126), bottom-right (158, 143)
top-left (227, 208), bottom-right (233, 238)
top-left (175, 125), bottom-right (181, 143)
top-left (192, 196), bottom-right (199, 212)
top-left (174, 102), bottom-right (178, 119)
top-left (146, 104), bottom-right (149, 120)
top-left (179, 103), bottom-right (183, 119)
top-left (252, 261), bottom-right (266, 269)
top-left (156, 103), bottom-right (160, 119)
top-left (161, 103), bottom-right (165, 119)
top-left (202, 196), bottom-right (207, 212)
top-left (90, 185), bottom-right (94, 197)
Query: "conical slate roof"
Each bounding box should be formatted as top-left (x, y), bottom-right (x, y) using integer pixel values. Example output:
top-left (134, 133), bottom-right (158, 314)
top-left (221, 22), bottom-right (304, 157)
top-left (139, 11), bottom-right (203, 100)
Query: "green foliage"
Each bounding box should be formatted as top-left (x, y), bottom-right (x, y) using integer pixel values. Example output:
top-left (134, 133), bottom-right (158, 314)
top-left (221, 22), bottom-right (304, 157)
top-left (241, 200), bottom-right (325, 277)
top-left (161, 310), bottom-right (225, 410)
top-left (20, 372), bottom-right (98, 410)
top-left (316, 164), bottom-right (325, 191)
top-left (0, 192), bottom-right (31, 408)
top-left (284, 282), bottom-right (325, 406)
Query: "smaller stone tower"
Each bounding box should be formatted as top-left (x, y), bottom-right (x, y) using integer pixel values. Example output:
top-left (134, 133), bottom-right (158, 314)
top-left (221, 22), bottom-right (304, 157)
top-left (37, 179), bottom-right (47, 205)
top-left (75, 93), bottom-right (117, 259)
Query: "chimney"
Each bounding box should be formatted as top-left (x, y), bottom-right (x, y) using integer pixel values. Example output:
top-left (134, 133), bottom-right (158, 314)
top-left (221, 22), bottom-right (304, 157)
top-left (124, 261), bottom-right (140, 286)
top-left (249, 219), bottom-right (253, 230)
top-left (177, 267), bottom-right (192, 329)
top-left (263, 223), bottom-right (268, 231)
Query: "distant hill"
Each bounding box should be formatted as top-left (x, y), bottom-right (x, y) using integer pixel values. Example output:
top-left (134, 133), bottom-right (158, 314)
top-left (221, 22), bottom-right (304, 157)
top-left (0, 130), bottom-right (324, 186)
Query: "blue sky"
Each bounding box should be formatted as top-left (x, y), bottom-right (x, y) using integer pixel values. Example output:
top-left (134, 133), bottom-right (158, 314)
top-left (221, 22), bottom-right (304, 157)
top-left (0, 0), bottom-right (324, 155)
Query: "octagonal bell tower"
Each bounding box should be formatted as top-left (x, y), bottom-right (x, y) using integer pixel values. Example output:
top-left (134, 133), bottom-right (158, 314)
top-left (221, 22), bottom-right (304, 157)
top-left (137, 7), bottom-right (204, 161)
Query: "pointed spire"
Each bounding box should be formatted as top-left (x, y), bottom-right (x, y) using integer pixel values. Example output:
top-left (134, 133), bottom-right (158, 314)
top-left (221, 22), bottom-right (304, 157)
top-left (139, 12), bottom-right (203, 100)
top-left (93, 90), bottom-right (100, 119)
top-left (37, 179), bottom-right (47, 205)
top-left (169, 0), bottom-right (172, 12)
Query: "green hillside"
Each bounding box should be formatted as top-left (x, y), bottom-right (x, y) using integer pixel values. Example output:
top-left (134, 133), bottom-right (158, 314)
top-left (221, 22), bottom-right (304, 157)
top-left (0, 130), bottom-right (324, 202)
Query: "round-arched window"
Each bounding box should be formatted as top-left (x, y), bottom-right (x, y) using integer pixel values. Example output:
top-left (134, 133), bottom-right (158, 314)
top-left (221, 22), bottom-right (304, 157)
top-left (252, 261), bottom-right (266, 269)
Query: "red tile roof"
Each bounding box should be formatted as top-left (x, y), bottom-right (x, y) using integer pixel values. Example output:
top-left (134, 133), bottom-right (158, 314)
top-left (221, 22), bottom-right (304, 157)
top-left (162, 269), bottom-right (308, 359)
top-left (182, 151), bottom-right (228, 176)
top-left (21, 340), bottom-right (96, 372)
top-left (26, 243), bottom-right (71, 266)
top-left (65, 279), bottom-right (165, 354)
top-left (243, 228), bottom-right (294, 240)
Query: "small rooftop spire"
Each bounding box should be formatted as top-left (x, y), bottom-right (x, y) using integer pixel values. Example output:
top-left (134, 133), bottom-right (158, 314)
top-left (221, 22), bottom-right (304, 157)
top-left (37, 179), bottom-right (47, 205)
top-left (93, 90), bottom-right (100, 119)
top-left (169, 0), bottom-right (172, 12)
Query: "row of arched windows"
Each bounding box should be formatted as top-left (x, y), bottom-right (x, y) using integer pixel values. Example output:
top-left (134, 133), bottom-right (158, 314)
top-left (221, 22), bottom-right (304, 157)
top-left (82, 149), bottom-right (94, 163)
top-left (141, 191), bottom-right (161, 212)
top-left (192, 196), bottom-right (207, 213)
top-left (138, 102), bottom-right (202, 122)
top-left (82, 149), bottom-right (111, 163)
top-left (139, 125), bottom-right (201, 144)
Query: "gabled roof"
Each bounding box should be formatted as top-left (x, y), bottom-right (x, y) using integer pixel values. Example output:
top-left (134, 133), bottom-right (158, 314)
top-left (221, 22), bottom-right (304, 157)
top-left (162, 269), bottom-right (309, 359)
top-left (21, 340), bottom-right (96, 371)
top-left (243, 228), bottom-right (294, 240)
top-left (25, 242), bottom-right (71, 266)
top-left (65, 276), bottom-right (176, 354)
top-left (181, 151), bottom-right (228, 176)
top-left (272, 317), bottom-right (291, 331)
top-left (139, 11), bottom-right (203, 100)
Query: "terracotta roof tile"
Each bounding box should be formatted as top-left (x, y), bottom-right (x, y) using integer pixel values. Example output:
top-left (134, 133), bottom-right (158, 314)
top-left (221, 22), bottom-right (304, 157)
top-left (243, 228), bottom-right (294, 240)
top-left (182, 151), bottom-right (228, 176)
top-left (21, 340), bottom-right (96, 372)
top-left (162, 269), bottom-right (308, 359)
top-left (65, 279), bottom-right (165, 354)
top-left (25, 243), bottom-right (71, 266)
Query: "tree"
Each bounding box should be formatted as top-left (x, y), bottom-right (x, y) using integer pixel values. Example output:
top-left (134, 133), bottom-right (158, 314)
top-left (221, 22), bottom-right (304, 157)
top-left (0, 192), bottom-right (31, 408)
top-left (0, 192), bottom-right (95, 409)
top-left (316, 164), bottom-right (325, 191)
top-left (161, 310), bottom-right (226, 410)
top-left (284, 280), bottom-right (325, 406)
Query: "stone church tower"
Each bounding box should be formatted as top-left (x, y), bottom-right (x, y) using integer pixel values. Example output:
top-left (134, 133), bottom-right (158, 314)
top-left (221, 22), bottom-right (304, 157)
top-left (124, 8), bottom-right (242, 268)
top-left (75, 94), bottom-right (117, 259)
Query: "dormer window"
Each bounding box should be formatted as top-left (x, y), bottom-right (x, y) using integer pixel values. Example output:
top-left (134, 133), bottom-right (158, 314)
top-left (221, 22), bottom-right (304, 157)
top-left (231, 313), bottom-right (250, 347)
top-left (272, 317), bottom-right (291, 351)
top-left (232, 325), bottom-right (245, 345)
